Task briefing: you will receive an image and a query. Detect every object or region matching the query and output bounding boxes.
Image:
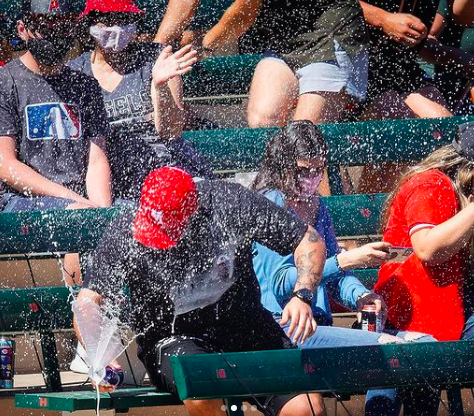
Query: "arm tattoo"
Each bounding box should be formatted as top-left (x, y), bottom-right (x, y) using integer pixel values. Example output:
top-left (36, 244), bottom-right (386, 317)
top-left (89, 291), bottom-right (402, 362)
top-left (294, 249), bottom-right (321, 291)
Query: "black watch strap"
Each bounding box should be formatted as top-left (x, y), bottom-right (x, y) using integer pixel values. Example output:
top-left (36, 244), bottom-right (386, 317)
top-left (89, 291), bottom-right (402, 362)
top-left (291, 289), bottom-right (314, 306)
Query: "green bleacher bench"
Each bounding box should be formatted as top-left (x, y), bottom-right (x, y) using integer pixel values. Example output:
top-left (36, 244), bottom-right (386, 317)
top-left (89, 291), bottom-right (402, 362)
top-left (171, 341), bottom-right (474, 398)
top-left (183, 115), bottom-right (474, 194)
top-left (183, 54), bottom-right (261, 100)
top-left (15, 341), bottom-right (474, 415)
top-left (15, 388), bottom-right (181, 413)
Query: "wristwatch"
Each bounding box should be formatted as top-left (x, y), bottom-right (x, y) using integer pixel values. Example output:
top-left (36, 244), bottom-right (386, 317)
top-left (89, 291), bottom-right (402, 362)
top-left (291, 289), bottom-right (314, 306)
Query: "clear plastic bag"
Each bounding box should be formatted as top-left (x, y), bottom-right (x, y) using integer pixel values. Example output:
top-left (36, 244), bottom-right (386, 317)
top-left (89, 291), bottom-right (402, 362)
top-left (72, 298), bottom-right (134, 415)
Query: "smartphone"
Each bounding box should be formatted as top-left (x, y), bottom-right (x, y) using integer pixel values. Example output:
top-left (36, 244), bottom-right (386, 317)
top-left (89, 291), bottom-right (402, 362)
top-left (385, 247), bottom-right (414, 263)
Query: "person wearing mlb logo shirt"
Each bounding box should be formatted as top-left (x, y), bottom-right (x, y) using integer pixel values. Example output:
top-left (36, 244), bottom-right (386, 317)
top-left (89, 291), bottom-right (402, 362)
top-left (0, 0), bottom-right (112, 212)
top-left (0, 1), bottom-right (111, 291)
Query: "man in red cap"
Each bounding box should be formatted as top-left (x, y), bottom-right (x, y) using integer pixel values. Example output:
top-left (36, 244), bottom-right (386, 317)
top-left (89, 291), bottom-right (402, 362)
top-left (78, 166), bottom-right (327, 416)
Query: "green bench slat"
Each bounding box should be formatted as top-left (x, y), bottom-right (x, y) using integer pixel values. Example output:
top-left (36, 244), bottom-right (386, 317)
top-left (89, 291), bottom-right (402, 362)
top-left (183, 116), bottom-right (474, 172)
top-left (0, 193), bottom-right (385, 255)
top-left (0, 287), bottom-right (71, 333)
top-left (352, 269), bottom-right (379, 288)
top-left (0, 207), bottom-right (123, 255)
top-left (323, 193), bottom-right (384, 236)
top-left (15, 388), bottom-right (181, 412)
top-left (184, 54), bottom-right (261, 98)
top-left (171, 340), bottom-right (474, 400)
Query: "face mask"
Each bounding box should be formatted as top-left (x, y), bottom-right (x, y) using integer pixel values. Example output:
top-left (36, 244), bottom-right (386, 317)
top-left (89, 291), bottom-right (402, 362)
top-left (27, 36), bottom-right (74, 67)
top-left (298, 173), bottom-right (323, 199)
top-left (90, 24), bottom-right (136, 52)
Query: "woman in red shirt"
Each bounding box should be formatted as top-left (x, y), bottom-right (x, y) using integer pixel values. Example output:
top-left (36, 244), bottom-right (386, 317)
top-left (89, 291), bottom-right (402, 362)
top-left (365, 122), bottom-right (474, 416)
top-left (376, 122), bottom-right (474, 342)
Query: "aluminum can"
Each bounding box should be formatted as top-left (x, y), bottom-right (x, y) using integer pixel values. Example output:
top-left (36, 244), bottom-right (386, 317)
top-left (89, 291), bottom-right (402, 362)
top-left (101, 366), bottom-right (124, 387)
top-left (361, 305), bottom-right (383, 333)
top-left (0, 338), bottom-right (14, 388)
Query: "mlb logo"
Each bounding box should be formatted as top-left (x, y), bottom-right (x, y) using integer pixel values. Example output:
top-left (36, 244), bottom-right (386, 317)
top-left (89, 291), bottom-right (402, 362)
top-left (25, 102), bottom-right (82, 141)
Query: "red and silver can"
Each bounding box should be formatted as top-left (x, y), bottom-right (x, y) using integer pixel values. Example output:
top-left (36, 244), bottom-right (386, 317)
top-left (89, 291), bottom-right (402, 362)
top-left (0, 337), bottom-right (15, 388)
top-left (361, 305), bottom-right (383, 333)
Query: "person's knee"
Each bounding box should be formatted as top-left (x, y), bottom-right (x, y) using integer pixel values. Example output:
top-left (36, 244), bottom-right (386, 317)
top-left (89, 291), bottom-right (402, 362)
top-left (279, 394), bottom-right (326, 416)
top-left (248, 109), bottom-right (285, 128)
top-left (184, 399), bottom-right (226, 416)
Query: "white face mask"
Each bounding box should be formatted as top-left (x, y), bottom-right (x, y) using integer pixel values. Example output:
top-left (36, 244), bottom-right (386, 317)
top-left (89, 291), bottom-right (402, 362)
top-left (298, 173), bottom-right (323, 199)
top-left (90, 24), bottom-right (136, 52)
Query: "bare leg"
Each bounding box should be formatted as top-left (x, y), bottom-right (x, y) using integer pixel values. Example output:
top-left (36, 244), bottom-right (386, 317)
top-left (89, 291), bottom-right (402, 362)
top-left (279, 393), bottom-right (326, 416)
top-left (294, 91), bottom-right (350, 196)
top-left (184, 399), bottom-right (227, 416)
top-left (358, 87), bottom-right (452, 193)
top-left (404, 86), bottom-right (453, 118)
top-left (293, 91), bottom-right (349, 124)
top-left (247, 58), bottom-right (299, 128)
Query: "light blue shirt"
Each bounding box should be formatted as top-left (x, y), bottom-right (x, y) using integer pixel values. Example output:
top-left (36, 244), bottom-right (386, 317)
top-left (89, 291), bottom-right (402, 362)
top-left (252, 189), bottom-right (369, 325)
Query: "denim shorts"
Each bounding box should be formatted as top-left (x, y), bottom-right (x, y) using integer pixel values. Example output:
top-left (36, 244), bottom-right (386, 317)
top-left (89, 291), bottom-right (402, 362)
top-left (1, 194), bottom-right (74, 212)
top-left (263, 40), bottom-right (369, 100)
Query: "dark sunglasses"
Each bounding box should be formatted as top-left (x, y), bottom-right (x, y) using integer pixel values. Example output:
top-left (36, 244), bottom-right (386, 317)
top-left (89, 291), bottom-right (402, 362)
top-left (296, 165), bottom-right (325, 178)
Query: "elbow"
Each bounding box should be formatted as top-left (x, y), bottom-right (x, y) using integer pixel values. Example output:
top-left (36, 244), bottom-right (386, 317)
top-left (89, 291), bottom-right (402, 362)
top-left (453, 13), bottom-right (474, 26)
top-left (413, 248), bottom-right (449, 266)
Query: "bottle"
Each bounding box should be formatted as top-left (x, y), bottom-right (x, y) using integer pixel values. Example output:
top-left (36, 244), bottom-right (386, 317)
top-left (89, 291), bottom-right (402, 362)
top-left (0, 338), bottom-right (15, 389)
top-left (100, 365), bottom-right (124, 387)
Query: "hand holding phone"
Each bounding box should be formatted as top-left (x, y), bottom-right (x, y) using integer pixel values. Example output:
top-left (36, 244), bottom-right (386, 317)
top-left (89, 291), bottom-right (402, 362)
top-left (384, 247), bottom-right (413, 263)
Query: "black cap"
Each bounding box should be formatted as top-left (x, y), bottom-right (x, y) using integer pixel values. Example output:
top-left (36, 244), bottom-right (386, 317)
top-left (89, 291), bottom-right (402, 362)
top-left (453, 122), bottom-right (474, 162)
top-left (23, 0), bottom-right (74, 15)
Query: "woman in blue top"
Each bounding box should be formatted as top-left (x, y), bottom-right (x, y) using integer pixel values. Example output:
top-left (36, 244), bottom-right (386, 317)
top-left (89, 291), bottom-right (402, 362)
top-left (251, 120), bottom-right (438, 416)
top-left (252, 120), bottom-right (393, 334)
top-left (251, 121), bottom-right (398, 415)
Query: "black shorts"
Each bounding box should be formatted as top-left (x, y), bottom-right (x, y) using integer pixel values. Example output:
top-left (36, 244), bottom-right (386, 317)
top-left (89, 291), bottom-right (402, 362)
top-left (138, 308), bottom-right (298, 416)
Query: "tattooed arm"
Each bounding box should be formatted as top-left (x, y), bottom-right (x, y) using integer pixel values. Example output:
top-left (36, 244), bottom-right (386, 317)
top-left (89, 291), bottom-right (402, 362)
top-left (280, 225), bottom-right (326, 344)
top-left (293, 226), bottom-right (326, 291)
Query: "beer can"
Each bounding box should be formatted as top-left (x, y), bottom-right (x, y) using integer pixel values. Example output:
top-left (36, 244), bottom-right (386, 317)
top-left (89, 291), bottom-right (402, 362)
top-left (0, 338), bottom-right (15, 389)
top-left (361, 305), bottom-right (383, 333)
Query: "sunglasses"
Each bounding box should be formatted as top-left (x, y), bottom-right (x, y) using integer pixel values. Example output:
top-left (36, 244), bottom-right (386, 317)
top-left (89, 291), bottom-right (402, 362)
top-left (295, 165), bottom-right (325, 178)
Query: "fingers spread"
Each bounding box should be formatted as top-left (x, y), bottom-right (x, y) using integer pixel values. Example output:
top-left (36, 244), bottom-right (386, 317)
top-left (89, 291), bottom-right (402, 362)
top-left (172, 44), bottom-right (193, 59)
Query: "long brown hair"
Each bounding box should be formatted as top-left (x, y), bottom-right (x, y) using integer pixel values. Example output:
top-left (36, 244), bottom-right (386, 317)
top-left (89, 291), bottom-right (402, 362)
top-left (382, 144), bottom-right (474, 230)
top-left (251, 120), bottom-right (328, 198)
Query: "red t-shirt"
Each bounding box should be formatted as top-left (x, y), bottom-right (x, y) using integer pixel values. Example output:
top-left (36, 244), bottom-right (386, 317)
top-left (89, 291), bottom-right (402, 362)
top-left (375, 170), bottom-right (468, 341)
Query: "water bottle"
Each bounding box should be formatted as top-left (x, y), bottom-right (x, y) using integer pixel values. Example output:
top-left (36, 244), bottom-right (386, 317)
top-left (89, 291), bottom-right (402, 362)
top-left (0, 338), bottom-right (15, 389)
top-left (100, 365), bottom-right (124, 387)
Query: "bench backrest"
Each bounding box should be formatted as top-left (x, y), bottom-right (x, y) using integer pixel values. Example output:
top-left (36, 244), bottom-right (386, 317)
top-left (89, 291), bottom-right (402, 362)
top-left (171, 340), bottom-right (474, 400)
top-left (184, 116), bottom-right (474, 173)
top-left (0, 193), bottom-right (385, 256)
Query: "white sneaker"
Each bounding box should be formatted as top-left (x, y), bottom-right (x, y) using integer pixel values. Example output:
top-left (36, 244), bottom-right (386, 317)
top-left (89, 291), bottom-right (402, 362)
top-left (69, 343), bottom-right (89, 374)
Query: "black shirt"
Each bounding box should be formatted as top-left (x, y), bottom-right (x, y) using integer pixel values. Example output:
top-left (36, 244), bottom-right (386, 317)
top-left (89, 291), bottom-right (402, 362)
top-left (240, 0), bottom-right (368, 69)
top-left (365, 0), bottom-right (440, 100)
top-left (68, 43), bottom-right (214, 200)
top-left (83, 180), bottom-right (308, 343)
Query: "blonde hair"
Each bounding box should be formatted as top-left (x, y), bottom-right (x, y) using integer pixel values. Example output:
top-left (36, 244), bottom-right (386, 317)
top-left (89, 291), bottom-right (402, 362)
top-left (382, 144), bottom-right (474, 230)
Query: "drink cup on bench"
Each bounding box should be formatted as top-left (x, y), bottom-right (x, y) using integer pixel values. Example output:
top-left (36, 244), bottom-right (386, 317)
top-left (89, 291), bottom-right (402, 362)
top-left (0, 337), bottom-right (15, 389)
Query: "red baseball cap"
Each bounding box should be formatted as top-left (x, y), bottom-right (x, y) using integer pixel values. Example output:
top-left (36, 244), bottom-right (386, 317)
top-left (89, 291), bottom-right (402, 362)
top-left (133, 167), bottom-right (199, 250)
top-left (79, 0), bottom-right (144, 18)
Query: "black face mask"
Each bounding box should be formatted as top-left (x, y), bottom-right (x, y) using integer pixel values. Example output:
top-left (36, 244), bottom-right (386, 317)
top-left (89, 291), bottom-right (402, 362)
top-left (27, 36), bottom-right (74, 67)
